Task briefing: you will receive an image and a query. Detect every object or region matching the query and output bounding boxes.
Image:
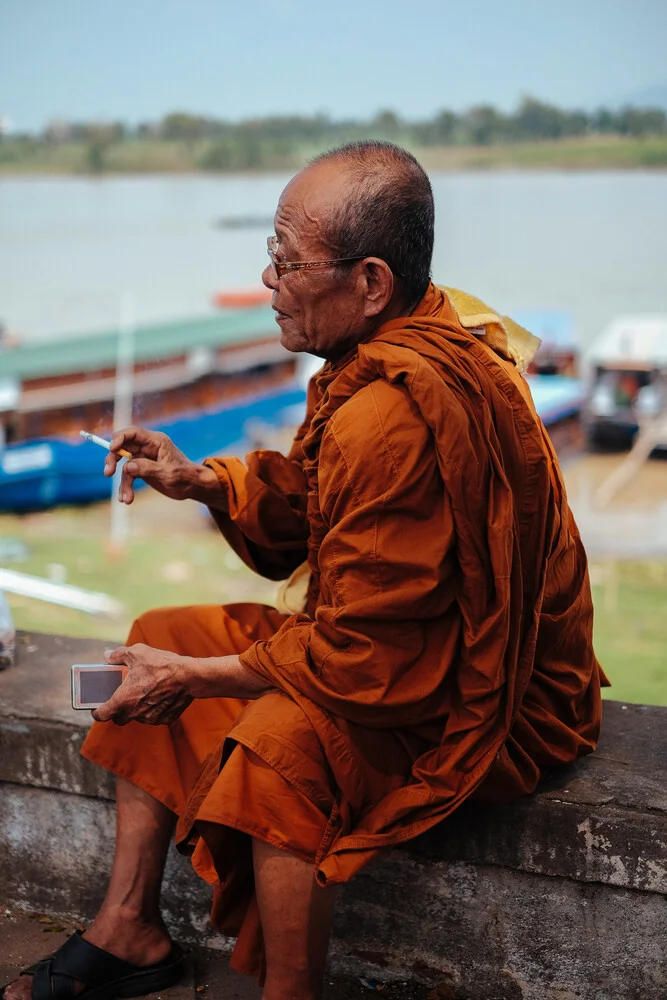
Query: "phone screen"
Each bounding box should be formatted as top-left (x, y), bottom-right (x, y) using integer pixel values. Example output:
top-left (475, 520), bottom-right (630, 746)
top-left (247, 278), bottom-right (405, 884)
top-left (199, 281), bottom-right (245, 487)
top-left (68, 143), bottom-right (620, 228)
top-left (81, 669), bottom-right (124, 704)
top-left (71, 664), bottom-right (126, 709)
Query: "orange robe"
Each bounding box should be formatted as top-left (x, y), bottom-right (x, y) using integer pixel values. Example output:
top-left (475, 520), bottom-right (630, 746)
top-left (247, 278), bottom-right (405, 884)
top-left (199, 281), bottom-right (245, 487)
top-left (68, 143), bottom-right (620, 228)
top-left (82, 283), bottom-right (606, 977)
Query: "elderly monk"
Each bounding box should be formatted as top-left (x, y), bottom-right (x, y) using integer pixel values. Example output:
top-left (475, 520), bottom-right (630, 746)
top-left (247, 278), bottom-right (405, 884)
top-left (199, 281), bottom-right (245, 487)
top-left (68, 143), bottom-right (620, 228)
top-left (3, 141), bottom-right (607, 1000)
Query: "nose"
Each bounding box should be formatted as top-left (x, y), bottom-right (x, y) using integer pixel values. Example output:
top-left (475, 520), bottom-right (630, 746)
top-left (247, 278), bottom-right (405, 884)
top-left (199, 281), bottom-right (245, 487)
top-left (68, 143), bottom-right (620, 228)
top-left (262, 262), bottom-right (279, 292)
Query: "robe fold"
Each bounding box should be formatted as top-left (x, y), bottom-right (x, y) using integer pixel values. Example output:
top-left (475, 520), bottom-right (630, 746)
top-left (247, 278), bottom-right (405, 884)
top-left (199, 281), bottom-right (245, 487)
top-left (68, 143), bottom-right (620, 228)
top-left (82, 282), bottom-right (606, 976)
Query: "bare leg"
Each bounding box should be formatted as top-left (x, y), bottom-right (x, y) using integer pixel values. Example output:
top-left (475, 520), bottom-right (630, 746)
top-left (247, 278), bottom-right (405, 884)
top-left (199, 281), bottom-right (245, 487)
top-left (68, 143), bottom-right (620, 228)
top-left (253, 839), bottom-right (338, 1000)
top-left (3, 777), bottom-right (175, 1000)
top-left (82, 774), bottom-right (176, 961)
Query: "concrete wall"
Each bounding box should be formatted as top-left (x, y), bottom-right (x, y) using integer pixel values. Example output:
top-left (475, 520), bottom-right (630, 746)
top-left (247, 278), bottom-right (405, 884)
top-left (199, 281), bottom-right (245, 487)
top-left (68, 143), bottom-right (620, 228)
top-left (1, 632), bottom-right (666, 999)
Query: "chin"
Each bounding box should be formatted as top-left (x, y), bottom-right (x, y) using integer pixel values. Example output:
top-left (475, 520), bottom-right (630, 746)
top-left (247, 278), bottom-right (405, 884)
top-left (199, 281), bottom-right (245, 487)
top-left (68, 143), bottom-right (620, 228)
top-left (279, 327), bottom-right (311, 354)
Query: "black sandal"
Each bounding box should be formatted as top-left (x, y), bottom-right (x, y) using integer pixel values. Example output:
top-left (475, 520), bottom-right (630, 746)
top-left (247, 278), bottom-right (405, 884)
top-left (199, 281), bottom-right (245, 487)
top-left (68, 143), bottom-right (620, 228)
top-left (0, 930), bottom-right (187, 999)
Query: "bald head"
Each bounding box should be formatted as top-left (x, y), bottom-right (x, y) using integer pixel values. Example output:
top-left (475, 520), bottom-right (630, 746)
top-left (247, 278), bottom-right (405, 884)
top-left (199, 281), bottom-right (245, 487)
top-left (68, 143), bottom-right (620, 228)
top-left (309, 141), bottom-right (435, 304)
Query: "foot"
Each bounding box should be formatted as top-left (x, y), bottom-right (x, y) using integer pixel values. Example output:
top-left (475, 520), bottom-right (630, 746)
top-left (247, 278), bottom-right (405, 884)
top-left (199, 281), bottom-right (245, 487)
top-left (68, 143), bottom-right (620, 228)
top-left (2, 907), bottom-right (173, 999)
top-left (83, 903), bottom-right (173, 968)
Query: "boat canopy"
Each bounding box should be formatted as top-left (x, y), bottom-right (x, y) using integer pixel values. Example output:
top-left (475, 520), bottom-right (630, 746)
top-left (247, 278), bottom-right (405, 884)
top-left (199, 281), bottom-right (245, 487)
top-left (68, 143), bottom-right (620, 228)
top-left (525, 374), bottom-right (584, 424)
top-left (0, 307), bottom-right (276, 382)
top-left (587, 315), bottom-right (667, 369)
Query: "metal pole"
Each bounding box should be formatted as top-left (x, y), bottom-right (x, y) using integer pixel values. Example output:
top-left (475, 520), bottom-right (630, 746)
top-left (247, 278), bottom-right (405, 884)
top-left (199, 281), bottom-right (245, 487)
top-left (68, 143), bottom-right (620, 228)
top-left (109, 293), bottom-right (135, 554)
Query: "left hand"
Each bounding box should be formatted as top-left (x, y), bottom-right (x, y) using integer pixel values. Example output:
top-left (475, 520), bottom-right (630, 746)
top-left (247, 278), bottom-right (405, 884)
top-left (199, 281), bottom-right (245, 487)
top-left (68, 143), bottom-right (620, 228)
top-left (92, 643), bottom-right (194, 726)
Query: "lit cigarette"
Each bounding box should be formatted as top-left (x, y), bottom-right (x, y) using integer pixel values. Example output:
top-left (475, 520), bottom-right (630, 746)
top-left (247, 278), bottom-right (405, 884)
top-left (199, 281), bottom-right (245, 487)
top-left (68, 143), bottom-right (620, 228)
top-left (80, 430), bottom-right (132, 460)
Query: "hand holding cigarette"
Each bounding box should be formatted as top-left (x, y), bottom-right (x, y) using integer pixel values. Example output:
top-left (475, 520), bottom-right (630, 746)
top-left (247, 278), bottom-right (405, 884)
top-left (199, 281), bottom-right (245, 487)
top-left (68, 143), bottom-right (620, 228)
top-left (91, 426), bottom-right (220, 506)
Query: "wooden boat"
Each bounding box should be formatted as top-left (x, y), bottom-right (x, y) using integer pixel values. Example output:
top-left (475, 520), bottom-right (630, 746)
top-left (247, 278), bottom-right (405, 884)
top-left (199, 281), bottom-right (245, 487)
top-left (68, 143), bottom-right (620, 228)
top-left (584, 315), bottom-right (667, 449)
top-left (0, 384), bottom-right (305, 513)
top-left (0, 306), bottom-right (287, 445)
top-left (0, 306), bottom-right (300, 512)
top-left (526, 373), bottom-right (586, 456)
top-left (512, 310), bottom-right (579, 376)
top-left (212, 288), bottom-right (272, 309)
top-left (213, 215), bottom-right (274, 230)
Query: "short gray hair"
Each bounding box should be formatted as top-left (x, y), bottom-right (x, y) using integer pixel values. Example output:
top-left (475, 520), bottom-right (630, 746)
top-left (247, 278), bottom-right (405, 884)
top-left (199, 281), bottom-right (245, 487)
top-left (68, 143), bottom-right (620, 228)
top-left (310, 141), bottom-right (434, 303)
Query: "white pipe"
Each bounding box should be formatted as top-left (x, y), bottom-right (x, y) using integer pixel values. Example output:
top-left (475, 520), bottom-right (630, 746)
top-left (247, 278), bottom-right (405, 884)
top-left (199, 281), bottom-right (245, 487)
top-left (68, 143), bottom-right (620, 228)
top-left (110, 292), bottom-right (135, 551)
top-left (0, 568), bottom-right (124, 617)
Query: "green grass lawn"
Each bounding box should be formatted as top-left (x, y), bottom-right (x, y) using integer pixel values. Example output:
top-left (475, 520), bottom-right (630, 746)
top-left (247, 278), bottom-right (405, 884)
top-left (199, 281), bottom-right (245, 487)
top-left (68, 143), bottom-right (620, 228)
top-left (589, 561), bottom-right (667, 706)
top-left (0, 496), bottom-right (277, 643)
top-left (2, 500), bottom-right (666, 705)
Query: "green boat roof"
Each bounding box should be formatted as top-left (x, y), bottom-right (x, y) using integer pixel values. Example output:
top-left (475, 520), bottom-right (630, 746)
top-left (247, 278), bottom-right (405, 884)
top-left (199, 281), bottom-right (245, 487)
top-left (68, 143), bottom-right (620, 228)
top-left (1, 307), bottom-right (278, 381)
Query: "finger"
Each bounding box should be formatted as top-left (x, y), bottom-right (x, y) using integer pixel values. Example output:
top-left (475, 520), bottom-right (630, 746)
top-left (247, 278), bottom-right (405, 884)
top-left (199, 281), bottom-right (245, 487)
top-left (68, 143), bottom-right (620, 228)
top-left (119, 455), bottom-right (166, 503)
top-left (104, 451), bottom-right (122, 478)
top-left (91, 682), bottom-right (132, 723)
top-left (91, 699), bottom-right (117, 723)
top-left (110, 426), bottom-right (161, 459)
top-left (105, 646), bottom-right (127, 664)
top-left (124, 457), bottom-right (160, 481)
top-left (118, 459), bottom-right (138, 504)
top-left (98, 711), bottom-right (128, 726)
top-left (129, 642), bottom-right (150, 655)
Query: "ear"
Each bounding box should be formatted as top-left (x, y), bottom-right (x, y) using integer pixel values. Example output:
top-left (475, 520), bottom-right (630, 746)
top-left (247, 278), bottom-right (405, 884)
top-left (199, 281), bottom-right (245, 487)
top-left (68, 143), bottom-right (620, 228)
top-left (358, 257), bottom-right (395, 318)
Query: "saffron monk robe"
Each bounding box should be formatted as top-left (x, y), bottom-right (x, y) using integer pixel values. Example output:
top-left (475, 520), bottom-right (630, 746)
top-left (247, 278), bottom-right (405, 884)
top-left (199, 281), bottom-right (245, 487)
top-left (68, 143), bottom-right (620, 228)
top-left (2, 141), bottom-right (608, 1000)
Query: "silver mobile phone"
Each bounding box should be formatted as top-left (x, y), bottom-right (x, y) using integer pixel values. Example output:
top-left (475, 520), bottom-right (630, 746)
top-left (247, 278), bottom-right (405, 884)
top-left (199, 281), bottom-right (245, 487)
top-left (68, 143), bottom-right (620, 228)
top-left (71, 663), bottom-right (127, 710)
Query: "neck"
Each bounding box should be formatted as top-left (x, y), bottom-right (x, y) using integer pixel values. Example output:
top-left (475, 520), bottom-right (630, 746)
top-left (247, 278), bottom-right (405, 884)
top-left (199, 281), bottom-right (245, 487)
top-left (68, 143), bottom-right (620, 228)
top-left (380, 292), bottom-right (417, 325)
top-left (322, 293), bottom-right (420, 365)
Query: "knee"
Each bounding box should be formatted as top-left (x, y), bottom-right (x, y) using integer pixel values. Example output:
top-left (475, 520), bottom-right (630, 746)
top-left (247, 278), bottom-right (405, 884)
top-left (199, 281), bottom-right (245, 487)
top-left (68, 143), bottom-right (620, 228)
top-left (126, 606), bottom-right (178, 647)
top-left (127, 609), bottom-right (157, 646)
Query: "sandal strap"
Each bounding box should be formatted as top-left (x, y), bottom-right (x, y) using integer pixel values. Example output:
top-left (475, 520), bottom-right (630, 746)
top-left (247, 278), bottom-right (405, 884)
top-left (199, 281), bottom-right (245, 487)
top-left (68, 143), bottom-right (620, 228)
top-left (49, 931), bottom-right (139, 988)
top-left (30, 954), bottom-right (99, 1000)
top-left (30, 961), bottom-right (54, 1000)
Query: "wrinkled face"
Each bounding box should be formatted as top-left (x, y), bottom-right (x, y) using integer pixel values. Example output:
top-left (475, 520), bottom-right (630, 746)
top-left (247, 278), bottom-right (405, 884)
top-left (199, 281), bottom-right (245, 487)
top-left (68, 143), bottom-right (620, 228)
top-left (262, 161), bottom-right (383, 360)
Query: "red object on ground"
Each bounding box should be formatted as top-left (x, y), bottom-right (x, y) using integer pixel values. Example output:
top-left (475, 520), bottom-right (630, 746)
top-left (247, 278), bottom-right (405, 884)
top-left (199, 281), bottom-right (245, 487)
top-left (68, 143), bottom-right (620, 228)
top-left (213, 288), bottom-right (272, 309)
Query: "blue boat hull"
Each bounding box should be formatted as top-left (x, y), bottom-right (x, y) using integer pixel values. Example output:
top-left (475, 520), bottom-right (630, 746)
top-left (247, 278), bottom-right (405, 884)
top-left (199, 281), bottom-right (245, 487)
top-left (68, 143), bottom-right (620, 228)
top-left (0, 385), bottom-right (307, 513)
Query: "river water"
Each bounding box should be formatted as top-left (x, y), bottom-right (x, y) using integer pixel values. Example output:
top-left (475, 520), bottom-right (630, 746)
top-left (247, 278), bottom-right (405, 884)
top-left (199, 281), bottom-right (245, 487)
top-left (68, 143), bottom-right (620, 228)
top-left (1, 171), bottom-right (666, 346)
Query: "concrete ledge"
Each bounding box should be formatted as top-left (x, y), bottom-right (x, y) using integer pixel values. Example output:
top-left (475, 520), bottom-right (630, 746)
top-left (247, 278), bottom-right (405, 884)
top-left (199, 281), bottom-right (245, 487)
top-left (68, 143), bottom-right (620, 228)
top-left (415, 717), bottom-right (667, 895)
top-left (1, 631), bottom-right (666, 999)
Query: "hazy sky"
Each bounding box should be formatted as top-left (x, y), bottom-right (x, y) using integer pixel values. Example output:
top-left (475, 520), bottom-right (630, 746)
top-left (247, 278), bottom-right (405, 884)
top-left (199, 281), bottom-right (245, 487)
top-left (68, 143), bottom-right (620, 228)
top-left (2, 0), bottom-right (666, 131)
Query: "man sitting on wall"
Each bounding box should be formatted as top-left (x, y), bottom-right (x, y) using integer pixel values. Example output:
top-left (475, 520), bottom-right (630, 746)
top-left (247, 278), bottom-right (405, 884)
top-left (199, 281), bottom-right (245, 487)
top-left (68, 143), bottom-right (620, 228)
top-left (3, 141), bottom-right (607, 1000)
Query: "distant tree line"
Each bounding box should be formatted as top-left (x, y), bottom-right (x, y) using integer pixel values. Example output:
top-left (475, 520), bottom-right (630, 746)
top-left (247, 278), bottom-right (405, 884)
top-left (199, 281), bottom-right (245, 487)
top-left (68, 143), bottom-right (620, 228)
top-left (1, 97), bottom-right (666, 173)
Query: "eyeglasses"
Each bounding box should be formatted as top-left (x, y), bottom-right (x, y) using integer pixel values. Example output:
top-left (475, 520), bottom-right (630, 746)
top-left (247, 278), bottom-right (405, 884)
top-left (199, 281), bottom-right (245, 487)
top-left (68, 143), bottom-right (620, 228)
top-left (266, 236), bottom-right (365, 280)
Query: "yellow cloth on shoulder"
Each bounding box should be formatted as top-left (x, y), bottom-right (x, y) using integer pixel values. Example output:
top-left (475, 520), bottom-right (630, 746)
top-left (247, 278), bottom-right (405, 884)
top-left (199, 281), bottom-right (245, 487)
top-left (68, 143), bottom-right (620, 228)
top-left (441, 286), bottom-right (541, 374)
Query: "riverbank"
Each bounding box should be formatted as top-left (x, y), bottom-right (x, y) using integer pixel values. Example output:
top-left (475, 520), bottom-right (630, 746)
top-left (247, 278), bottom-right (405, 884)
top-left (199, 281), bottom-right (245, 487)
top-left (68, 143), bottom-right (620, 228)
top-left (2, 134), bottom-right (667, 176)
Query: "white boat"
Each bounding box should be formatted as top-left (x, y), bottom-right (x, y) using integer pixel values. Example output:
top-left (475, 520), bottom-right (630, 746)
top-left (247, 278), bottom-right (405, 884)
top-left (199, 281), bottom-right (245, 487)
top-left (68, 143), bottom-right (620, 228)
top-left (584, 314), bottom-right (667, 449)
